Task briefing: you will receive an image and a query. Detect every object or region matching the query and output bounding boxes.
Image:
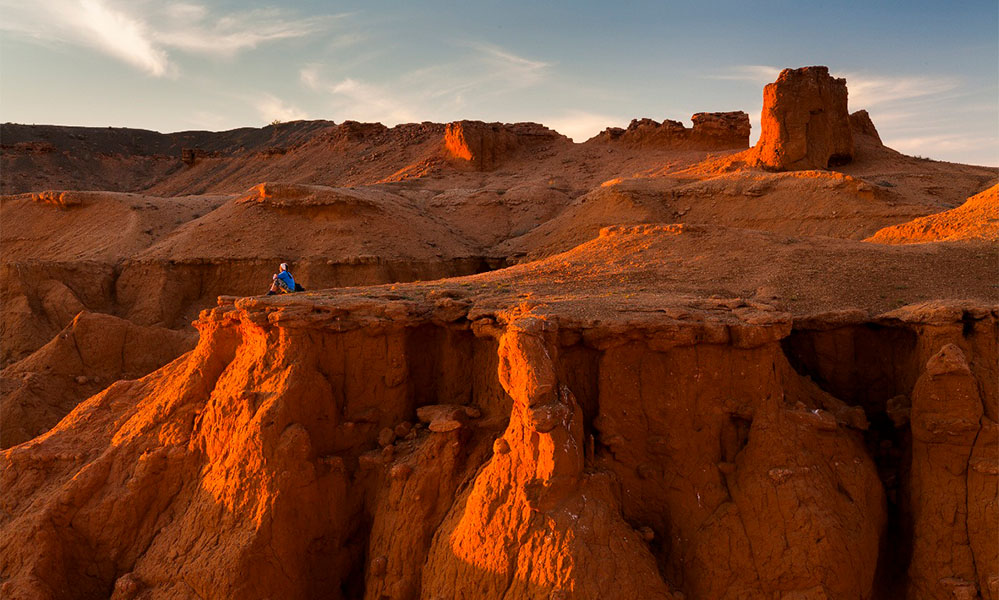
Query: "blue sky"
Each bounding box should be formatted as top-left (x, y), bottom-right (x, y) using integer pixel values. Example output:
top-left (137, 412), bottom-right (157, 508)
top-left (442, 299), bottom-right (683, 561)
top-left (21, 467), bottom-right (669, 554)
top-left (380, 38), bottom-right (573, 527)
top-left (2, 0), bottom-right (996, 165)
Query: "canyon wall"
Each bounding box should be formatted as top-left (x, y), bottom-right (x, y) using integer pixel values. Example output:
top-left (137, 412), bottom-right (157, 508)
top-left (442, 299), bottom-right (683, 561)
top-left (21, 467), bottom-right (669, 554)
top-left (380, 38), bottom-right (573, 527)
top-left (2, 279), bottom-right (995, 599)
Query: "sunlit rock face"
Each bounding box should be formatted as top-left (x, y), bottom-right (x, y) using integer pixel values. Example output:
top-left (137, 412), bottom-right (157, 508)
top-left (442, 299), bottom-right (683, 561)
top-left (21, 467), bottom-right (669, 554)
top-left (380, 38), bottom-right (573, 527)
top-left (751, 66), bottom-right (854, 171)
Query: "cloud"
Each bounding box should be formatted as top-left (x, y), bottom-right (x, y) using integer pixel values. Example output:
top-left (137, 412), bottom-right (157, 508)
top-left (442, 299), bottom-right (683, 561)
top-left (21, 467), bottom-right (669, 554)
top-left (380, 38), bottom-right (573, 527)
top-left (154, 8), bottom-right (339, 56)
top-left (704, 65), bottom-right (781, 83)
top-left (0, 0), bottom-right (343, 76)
top-left (328, 79), bottom-right (417, 123)
top-left (840, 73), bottom-right (959, 109)
top-left (301, 43), bottom-right (552, 125)
top-left (78, 0), bottom-right (171, 76)
top-left (253, 94), bottom-right (309, 123)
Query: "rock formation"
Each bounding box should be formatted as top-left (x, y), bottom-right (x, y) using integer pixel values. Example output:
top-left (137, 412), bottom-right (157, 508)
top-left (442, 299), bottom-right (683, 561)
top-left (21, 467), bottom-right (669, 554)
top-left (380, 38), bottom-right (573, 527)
top-left (0, 311), bottom-right (195, 448)
top-left (594, 111), bottom-right (750, 149)
top-left (751, 66), bottom-right (854, 170)
top-left (1, 222), bottom-right (997, 599)
top-left (443, 120), bottom-right (569, 170)
top-left (1, 67), bottom-right (998, 600)
top-left (850, 109), bottom-right (883, 144)
top-left (906, 344), bottom-right (994, 599)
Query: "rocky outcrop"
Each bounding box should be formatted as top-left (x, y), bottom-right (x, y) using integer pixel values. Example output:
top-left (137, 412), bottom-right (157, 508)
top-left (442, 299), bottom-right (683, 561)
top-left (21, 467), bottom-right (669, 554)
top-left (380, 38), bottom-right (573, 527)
top-left (751, 66), bottom-right (854, 171)
top-left (1, 220), bottom-right (996, 599)
top-left (850, 109), bottom-right (883, 144)
top-left (780, 300), bottom-right (998, 598)
top-left (0, 311), bottom-right (196, 448)
top-left (444, 121), bottom-right (569, 171)
top-left (908, 344), bottom-right (993, 600)
top-left (593, 111), bottom-right (750, 150)
top-left (691, 111), bottom-right (752, 147)
top-left (0, 288), bottom-right (889, 599)
top-left (423, 318), bottom-right (680, 599)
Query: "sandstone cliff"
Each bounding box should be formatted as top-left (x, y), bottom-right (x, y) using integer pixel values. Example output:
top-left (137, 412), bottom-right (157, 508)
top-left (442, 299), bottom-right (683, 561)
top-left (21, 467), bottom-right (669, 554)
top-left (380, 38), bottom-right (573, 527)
top-left (2, 67), bottom-right (998, 600)
top-left (1, 224), bottom-right (996, 599)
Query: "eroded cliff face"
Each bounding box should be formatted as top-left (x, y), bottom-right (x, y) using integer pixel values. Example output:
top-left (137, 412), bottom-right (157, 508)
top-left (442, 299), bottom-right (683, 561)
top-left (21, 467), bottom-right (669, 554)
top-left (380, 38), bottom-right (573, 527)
top-left (3, 70), bottom-right (998, 600)
top-left (2, 275), bottom-right (993, 599)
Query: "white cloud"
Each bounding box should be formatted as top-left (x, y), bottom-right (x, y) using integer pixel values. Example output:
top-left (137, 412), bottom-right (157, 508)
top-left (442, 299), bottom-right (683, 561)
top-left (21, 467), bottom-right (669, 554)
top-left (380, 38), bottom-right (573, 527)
top-left (301, 43), bottom-right (552, 125)
top-left (704, 65), bottom-right (781, 83)
top-left (0, 0), bottom-right (343, 76)
top-left (253, 94), bottom-right (309, 123)
top-left (78, 0), bottom-right (171, 76)
top-left (155, 8), bottom-right (336, 56)
top-left (300, 63), bottom-right (323, 90)
top-left (328, 78), bottom-right (416, 123)
top-left (840, 73), bottom-right (959, 109)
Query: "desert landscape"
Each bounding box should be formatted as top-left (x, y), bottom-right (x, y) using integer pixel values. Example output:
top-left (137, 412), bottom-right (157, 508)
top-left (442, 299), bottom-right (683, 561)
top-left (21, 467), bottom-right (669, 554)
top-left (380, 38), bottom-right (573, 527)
top-left (1, 62), bottom-right (997, 600)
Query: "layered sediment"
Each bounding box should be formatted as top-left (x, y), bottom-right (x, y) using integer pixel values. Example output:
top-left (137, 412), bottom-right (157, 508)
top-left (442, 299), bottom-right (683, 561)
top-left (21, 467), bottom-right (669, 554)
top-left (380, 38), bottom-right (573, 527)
top-left (2, 224), bottom-right (996, 599)
top-left (2, 66), bottom-right (998, 600)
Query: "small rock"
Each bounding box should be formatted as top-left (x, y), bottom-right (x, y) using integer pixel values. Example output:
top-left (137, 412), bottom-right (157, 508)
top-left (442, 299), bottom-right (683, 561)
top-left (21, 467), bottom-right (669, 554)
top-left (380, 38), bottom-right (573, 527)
top-left (493, 438), bottom-right (511, 454)
top-left (112, 573), bottom-right (142, 600)
top-left (390, 463), bottom-right (412, 480)
top-left (768, 467), bottom-right (793, 483)
top-left (417, 404), bottom-right (468, 432)
top-left (381, 445), bottom-right (395, 460)
top-left (75, 375), bottom-right (88, 384)
top-left (394, 421), bottom-right (412, 438)
top-left (639, 526), bottom-right (655, 542)
top-left (429, 419), bottom-right (462, 433)
top-left (378, 427), bottom-right (396, 447)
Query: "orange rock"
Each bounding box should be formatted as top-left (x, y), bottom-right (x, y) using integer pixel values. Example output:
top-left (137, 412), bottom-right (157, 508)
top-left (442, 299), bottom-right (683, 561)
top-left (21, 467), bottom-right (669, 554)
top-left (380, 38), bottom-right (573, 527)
top-left (907, 344), bottom-right (988, 599)
top-left (593, 111), bottom-right (749, 149)
top-left (751, 66), bottom-right (854, 171)
top-left (444, 121), bottom-right (567, 171)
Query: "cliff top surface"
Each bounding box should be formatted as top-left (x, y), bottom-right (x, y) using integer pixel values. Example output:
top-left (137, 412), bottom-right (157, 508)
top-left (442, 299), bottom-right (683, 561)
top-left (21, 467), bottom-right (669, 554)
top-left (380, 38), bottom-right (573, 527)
top-left (221, 223), bottom-right (998, 331)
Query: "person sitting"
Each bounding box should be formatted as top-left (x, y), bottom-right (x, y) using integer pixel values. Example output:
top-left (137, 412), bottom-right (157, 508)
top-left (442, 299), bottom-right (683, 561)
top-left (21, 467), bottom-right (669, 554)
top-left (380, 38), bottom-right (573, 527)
top-left (267, 262), bottom-right (298, 295)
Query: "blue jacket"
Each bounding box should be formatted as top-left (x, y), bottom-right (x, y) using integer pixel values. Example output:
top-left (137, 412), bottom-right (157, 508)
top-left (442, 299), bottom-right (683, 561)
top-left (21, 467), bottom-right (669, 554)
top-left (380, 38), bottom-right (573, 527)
top-left (276, 270), bottom-right (296, 291)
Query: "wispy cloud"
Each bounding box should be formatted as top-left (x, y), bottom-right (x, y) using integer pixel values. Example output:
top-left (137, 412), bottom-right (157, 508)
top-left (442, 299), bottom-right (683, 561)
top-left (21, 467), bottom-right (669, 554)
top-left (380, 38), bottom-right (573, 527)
top-left (704, 64), bottom-right (782, 83)
top-left (300, 43), bottom-right (552, 125)
top-left (253, 94), bottom-right (309, 123)
top-left (0, 0), bottom-right (344, 77)
top-left (327, 79), bottom-right (417, 123)
top-left (77, 0), bottom-right (172, 76)
top-left (840, 73), bottom-right (959, 109)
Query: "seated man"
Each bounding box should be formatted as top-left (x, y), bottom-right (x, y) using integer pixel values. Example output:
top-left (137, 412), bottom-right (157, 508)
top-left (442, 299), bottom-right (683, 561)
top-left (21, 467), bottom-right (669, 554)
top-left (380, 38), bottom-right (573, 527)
top-left (267, 262), bottom-right (297, 295)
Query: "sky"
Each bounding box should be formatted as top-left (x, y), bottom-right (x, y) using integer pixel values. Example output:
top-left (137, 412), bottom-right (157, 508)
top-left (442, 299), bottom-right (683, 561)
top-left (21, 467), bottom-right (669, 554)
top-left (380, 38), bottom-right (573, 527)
top-left (1, 0), bottom-right (996, 165)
